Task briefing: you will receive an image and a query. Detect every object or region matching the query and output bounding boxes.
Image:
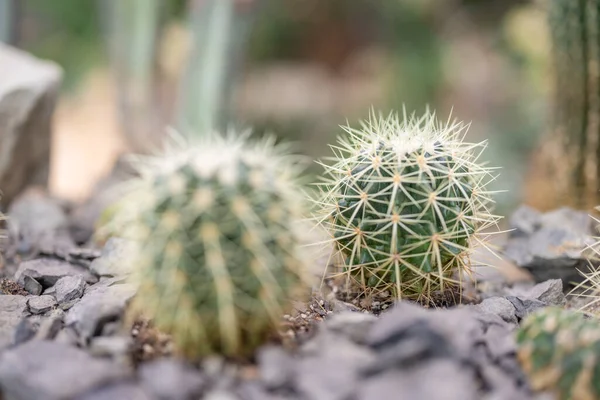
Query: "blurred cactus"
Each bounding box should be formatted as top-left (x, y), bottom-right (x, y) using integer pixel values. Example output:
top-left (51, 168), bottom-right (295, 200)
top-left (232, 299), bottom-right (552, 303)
top-left (312, 109), bottom-right (501, 301)
top-left (177, 0), bottom-right (257, 136)
top-left (102, 131), bottom-right (313, 358)
top-left (531, 0), bottom-right (600, 210)
top-left (516, 307), bottom-right (600, 400)
top-left (0, 0), bottom-right (17, 44)
top-left (99, 0), bottom-right (164, 153)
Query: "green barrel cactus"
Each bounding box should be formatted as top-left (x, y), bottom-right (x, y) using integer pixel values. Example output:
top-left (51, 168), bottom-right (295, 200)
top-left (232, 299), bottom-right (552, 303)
top-left (102, 131), bottom-right (314, 358)
top-left (313, 109), bottom-right (500, 301)
top-left (516, 307), bottom-right (600, 400)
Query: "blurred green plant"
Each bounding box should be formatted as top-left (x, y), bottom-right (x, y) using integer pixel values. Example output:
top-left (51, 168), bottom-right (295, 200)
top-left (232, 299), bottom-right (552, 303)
top-left (177, 0), bottom-right (257, 136)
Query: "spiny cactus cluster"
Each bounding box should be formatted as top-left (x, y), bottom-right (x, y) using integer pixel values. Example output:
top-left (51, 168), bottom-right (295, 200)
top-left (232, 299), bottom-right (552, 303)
top-left (313, 110), bottom-right (501, 301)
top-left (103, 131), bottom-right (314, 358)
top-left (516, 307), bottom-right (600, 400)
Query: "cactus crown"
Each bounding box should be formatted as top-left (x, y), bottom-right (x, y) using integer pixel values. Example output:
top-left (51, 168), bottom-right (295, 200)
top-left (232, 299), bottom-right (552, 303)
top-left (312, 109), bottom-right (501, 301)
top-left (103, 130), bottom-right (314, 358)
top-left (516, 307), bottom-right (600, 400)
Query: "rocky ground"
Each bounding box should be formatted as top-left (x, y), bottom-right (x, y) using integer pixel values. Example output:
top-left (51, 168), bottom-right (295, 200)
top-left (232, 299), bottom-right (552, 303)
top-left (0, 179), bottom-right (598, 400)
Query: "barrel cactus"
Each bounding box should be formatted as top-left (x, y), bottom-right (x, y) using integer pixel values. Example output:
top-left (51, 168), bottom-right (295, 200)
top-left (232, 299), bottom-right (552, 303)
top-left (313, 110), bottom-right (501, 301)
top-left (103, 131), bottom-right (314, 358)
top-left (516, 307), bottom-right (600, 400)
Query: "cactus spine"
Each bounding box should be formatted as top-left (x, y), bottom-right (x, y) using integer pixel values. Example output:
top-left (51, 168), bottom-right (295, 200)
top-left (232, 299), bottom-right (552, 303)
top-left (313, 110), bottom-right (500, 301)
top-left (516, 307), bottom-right (600, 400)
top-left (103, 131), bottom-right (313, 358)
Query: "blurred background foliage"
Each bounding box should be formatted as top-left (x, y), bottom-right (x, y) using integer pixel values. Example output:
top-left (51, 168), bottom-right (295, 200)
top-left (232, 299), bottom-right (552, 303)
top-left (4, 0), bottom-right (549, 216)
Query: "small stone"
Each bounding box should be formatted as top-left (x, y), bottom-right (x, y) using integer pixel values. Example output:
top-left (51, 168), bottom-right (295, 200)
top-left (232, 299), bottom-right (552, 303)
top-left (0, 295), bottom-right (28, 349)
top-left (505, 296), bottom-right (547, 320)
top-left (65, 282), bottom-right (137, 343)
top-left (0, 340), bottom-right (128, 400)
top-left (23, 275), bottom-right (42, 295)
top-left (54, 275), bottom-right (86, 309)
top-left (256, 345), bottom-right (295, 390)
top-left (475, 297), bottom-right (517, 325)
top-left (357, 360), bottom-right (477, 400)
top-left (89, 238), bottom-right (136, 277)
top-left (89, 336), bottom-right (132, 358)
top-left (76, 382), bottom-right (149, 400)
top-left (324, 311), bottom-right (377, 344)
top-left (508, 205), bottom-right (542, 237)
top-left (13, 318), bottom-right (38, 345)
top-left (28, 295), bottom-right (57, 314)
top-left (526, 279), bottom-right (566, 306)
top-left (139, 359), bottom-right (205, 400)
top-left (34, 309), bottom-right (64, 340)
top-left (14, 258), bottom-right (97, 289)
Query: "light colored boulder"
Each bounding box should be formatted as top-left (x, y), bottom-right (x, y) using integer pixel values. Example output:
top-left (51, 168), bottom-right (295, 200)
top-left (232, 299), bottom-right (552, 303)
top-left (0, 43), bottom-right (62, 207)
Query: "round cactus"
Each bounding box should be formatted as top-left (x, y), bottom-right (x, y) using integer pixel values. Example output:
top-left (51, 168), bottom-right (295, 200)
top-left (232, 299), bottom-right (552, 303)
top-left (102, 131), bottom-right (314, 358)
top-left (313, 109), bottom-right (501, 301)
top-left (516, 307), bottom-right (600, 400)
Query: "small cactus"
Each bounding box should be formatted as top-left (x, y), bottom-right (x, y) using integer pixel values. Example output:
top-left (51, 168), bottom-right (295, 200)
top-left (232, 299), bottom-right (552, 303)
top-left (312, 109), bottom-right (501, 301)
top-left (516, 307), bottom-right (600, 400)
top-left (102, 131), bottom-right (314, 358)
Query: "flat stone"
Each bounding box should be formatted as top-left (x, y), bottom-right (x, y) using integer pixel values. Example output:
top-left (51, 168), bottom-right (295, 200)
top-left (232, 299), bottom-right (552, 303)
top-left (6, 188), bottom-right (75, 256)
top-left (357, 360), bottom-right (478, 400)
top-left (23, 275), bottom-right (42, 295)
top-left (28, 294), bottom-right (57, 314)
top-left (65, 283), bottom-right (137, 343)
top-left (475, 297), bottom-right (517, 325)
top-left (0, 295), bottom-right (28, 349)
top-left (0, 340), bottom-right (127, 400)
top-left (139, 359), bottom-right (205, 400)
top-left (14, 258), bottom-right (97, 289)
top-left (508, 205), bottom-right (542, 237)
top-left (503, 206), bottom-right (595, 285)
top-left (76, 382), bottom-right (149, 400)
top-left (505, 296), bottom-right (547, 320)
top-left (89, 238), bottom-right (136, 277)
top-left (256, 345), bottom-right (295, 390)
top-left (0, 44), bottom-right (62, 207)
top-left (54, 275), bottom-right (86, 309)
top-left (89, 336), bottom-right (132, 358)
top-left (525, 279), bottom-right (565, 306)
top-left (324, 311), bottom-right (377, 344)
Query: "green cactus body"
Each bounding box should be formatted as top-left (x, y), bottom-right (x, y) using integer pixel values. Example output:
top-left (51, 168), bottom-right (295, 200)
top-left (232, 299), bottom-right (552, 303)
top-left (104, 132), bottom-right (313, 358)
top-left (516, 307), bottom-right (600, 400)
top-left (313, 110), bottom-right (500, 301)
top-left (541, 0), bottom-right (600, 209)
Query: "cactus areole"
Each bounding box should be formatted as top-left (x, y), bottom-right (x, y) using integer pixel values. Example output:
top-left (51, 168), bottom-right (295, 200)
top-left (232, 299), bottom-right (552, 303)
top-left (104, 131), bottom-right (313, 358)
top-left (314, 110), bottom-right (500, 301)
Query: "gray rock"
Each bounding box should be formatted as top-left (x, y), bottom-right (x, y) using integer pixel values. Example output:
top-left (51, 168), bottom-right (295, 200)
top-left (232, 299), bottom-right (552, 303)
top-left (235, 381), bottom-right (294, 400)
top-left (0, 340), bottom-right (127, 400)
top-left (204, 391), bottom-right (239, 400)
top-left (503, 206), bottom-right (595, 284)
top-left (525, 279), bottom-right (565, 306)
top-left (505, 296), bottom-right (547, 320)
top-left (483, 324), bottom-right (517, 361)
top-left (6, 188), bottom-right (75, 257)
top-left (23, 275), bottom-right (42, 295)
top-left (357, 360), bottom-right (478, 400)
top-left (0, 44), bottom-right (62, 208)
top-left (475, 297), bottom-right (517, 325)
top-left (139, 359), bottom-right (205, 400)
top-left (89, 238), bottom-right (136, 277)
top-left (14, 258), bottom-right (97, 289)
top-left (54, 275), bottom-right (86, 309)
top-left (13, 317), bottom-right (38, 346)
top-left (28, 294), bottom-right (57, 314)
top-left (296, 334), bottom-right (376, 400)
top-left (0, 295), bottom-right (28, 349)
top-left (65, 282), bottom-right (137, 343)
top-left (33, 309), bottom-right (64, 341)
top-left (256, 345), bottom-right (295, 390)
top-left (324, 311), bottom-right (377, 344)
top-left (76, 382), bottom-right (149, 400)
top-left (508, 205), bottom-right (542, 237)
top-left (89, 336), bottom-right (132, 359)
